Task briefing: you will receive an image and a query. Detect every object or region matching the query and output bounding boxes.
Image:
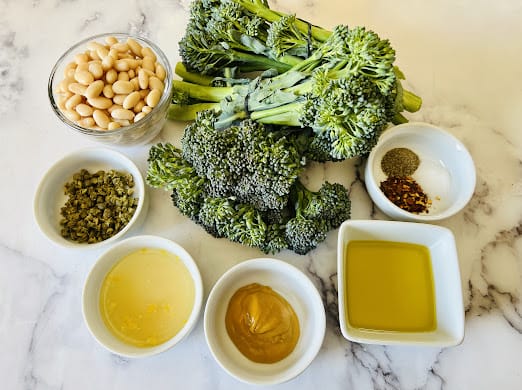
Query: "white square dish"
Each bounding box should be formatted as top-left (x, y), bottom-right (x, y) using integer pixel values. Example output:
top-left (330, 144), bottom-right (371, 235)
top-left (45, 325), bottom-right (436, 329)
top-left (337, 220), bottom-right (465, 347)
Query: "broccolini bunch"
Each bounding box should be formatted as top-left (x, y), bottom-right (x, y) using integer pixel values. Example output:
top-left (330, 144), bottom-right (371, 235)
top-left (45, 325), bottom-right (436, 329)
top-left (146, 119), bottom-right (351, 255)
top-left (171, 23), bottom-right (421, 160)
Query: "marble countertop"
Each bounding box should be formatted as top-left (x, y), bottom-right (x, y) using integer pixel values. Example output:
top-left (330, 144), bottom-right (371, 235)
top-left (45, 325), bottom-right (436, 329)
top-left (1, 0), bottom-right (522, 389)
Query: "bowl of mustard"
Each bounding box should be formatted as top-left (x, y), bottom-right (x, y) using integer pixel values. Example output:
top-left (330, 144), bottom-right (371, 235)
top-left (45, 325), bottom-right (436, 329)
top-left (82, 235), bottom-right (203, 357)
top-left (204, 258), bottom-right (326, 385)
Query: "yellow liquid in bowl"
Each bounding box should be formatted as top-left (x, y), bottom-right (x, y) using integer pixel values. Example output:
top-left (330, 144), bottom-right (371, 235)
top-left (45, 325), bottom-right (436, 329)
top-left (99, 248), bottom-right (195, 347)
top-left (345, 240), bottom-right (436, 332)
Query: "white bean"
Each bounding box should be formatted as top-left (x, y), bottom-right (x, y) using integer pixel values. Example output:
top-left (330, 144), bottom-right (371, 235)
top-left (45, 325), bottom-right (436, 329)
top-left (138, 69), bottom-right (149, 89)
top-left (85, 80), bottom-right (104, 99)
top-left (75, 70), bottom-right (94, 85)
top-left (123, 91), bottom-right (141, 109)
top-left (141, 47), bottom-right (157, 62)
top-left (155, 63), bottom-right (166, 81)
top-left (93, 109), bottom-right (110, 128)
top-left (108, 121), bottom-right (122, 130)
top-left (146, 89), bottom-right (161, 108)
top-left (102, 84), bottom-right (114, 99)
top-left (68, 82), bottom-right (87, 95)
top-left (75, 103), bottom-right (93, 117)
top-left (148, 76), bottom-right (164, 92)
top-left (111, 108), bottom-right (135, 121)
top-left (88, 96), bottom-right (113, 109)
top-left (88, 62), bottom-right (104, 79)
top-left (65, 94), bottom-right (82, 110)
top-left (127, 38), bottom-right (142, 56)
top-left (105, 69), bottom-right (117, 84)
top-left (112, 80), bottom-right (134, 94)
top-left (134, 112), bottom-right (147, 122)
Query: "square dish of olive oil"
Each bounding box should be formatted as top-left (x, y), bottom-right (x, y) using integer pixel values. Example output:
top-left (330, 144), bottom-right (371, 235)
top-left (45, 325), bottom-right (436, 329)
top-left (344, 240), bottom-right (436, 332)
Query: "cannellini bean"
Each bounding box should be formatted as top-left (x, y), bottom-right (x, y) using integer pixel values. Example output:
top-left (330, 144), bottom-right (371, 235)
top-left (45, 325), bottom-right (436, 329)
top-left (68, 82), bottom-right (87, 95)
top-left (76, 62), bottom-right (89, 72)
top-left (138, 69), bottom-right (149, 89)
top-left (75, 103), bottom-right (93, 117)
top-left (148, 76), bottom-right (164, 92)
top-left (123, 91), bottom-right (140, 109)
top-left (88, 96), bottom-right (113, 109)
top-left (141, 47), bottom-right (157, 62)
top-left (102, 84), bottom-right (114, 99)
top-left (93, 109), bottom-right (110, 128)
top-left (133, 100), bottom-right (145, 113)
top-left (108, 121), bottom-right (122, 130)
top-left (114, 119), bottom-right (131, 126)
top-left (112, 42), bottom-right (129, 52)
top-left (105, 69), bottom-right (117, 84)
top-left (85, 80), bottom-right (104, 99)
top-left (142, 56), bottom-right (155, 72)
top-left (155, 63), bottom-right (166, 81)
top-left (146, 89), bottom-right (161, 108)
top-left (134, 112), bottom-right (147, 122)
top-left (58, 77), bottom-right (74, 93)
top-left (65, 94), bottom-right (82, 110)
top-left (117, 71), bottom-right (129, 81)
top-left (108, 104), bottom-right (123, 113)
top-left (105, 36), bottom-right (118, 46)
top-left (111, 108), bottom-right (135, 120)
top-left (128, 69), bottom-right (135, 79)
top-left (114, 59), bottom-right (130, 72)
top-left (127, 38), bottom-right (142, 56)
top-left (56, 93), bottom-right (71, 109)
top-left (74, 53), bottom-right (89, 64)
top-left (96, 46), bottom-right (109, 59)
top-left (112, 80), bottom-right (134, 94)
top-left (112, 94), bottom-right (127, 105)
top-left (88, 61), bottom-right (104, 79)
top-left (78, 117), bottom-right (95, 128)
top-left (88, 50), bottom-right (100, 61)
top-left (75, 70), bottom-right (94, 85)
top-left (142, 105), bottom-right (152, 114)
top-left (130, 77), bottom-right (139, 90)
top-left (87, 41), bottom-right (104, 52)
top-left (101, 55), bottom-right (114, 71)
top-left (139, 89), bottom-right (150, 98)
top-left (64, 109), bottom-right (81, 122)
top-left (63, 62), bottom-right (77, 78)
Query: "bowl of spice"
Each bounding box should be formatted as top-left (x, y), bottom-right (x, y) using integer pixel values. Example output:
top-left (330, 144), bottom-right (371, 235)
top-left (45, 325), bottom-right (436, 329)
top-left (204, 258), bottom-right (326, 385)
top-left (364, 122), bottom-right (476, 221)
top-left (34, 147), bottom-right (148, 249)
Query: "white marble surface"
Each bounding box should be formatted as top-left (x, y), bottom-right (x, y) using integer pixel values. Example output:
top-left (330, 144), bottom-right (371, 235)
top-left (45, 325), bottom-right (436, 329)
top-left (1, 0), bottom-right (522, 389)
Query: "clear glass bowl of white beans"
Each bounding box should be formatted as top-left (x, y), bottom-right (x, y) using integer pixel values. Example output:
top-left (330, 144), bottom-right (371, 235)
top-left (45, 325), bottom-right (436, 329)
top-left (48, 33), bottom-right (173, 146)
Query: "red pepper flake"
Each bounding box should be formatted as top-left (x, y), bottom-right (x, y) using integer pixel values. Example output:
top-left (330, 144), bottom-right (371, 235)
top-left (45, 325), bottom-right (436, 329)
top-left (379, 176), bottom-right (431, 214)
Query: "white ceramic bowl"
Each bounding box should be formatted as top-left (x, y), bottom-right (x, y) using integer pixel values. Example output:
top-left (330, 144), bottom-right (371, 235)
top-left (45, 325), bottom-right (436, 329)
top-left (82, 235), bottom-right (203, 358)
top-left (365, 122), bottom-right (476, 221)
top-left (337, 220), bottom-right (465, 347)
top-left (34, 147), bottom-right (148, 249)
top-left (48, 33), bottom-right (173, 146)
top-left (204, 258), bottom-right (325, 385)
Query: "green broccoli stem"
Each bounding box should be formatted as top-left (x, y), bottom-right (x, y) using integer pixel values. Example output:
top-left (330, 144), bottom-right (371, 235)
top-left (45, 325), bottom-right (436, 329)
top-left (402, 89), bottom-right (422, 113)
top-left (234, 0), bottom-right (332, 42)
top-left (168, 102), bottom-right (220, 121)
top-left (175, 62), bottom-right (215, 86)
top-left (250, 101), bottom-right (303, 126)
top-left (172, 80), bottom-right (233, 102)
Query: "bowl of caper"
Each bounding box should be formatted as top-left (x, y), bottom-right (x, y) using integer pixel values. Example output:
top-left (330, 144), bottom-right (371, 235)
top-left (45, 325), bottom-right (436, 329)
top-left (33, 147), bottom-right (148, 249)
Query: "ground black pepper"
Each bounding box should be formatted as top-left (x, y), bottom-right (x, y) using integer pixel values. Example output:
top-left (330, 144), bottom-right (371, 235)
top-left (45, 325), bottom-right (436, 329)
top-left (381, 148), bottom-right (420, 177)
top-left (379, 176), bottom-right (431, 213)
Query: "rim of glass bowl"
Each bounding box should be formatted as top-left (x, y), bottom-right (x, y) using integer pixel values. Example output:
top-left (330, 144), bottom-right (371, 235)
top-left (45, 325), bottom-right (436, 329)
top-left (48, 32), bottom-right (173, 138)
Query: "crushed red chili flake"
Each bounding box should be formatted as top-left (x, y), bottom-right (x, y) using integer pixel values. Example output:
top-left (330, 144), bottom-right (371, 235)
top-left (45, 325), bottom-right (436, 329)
top-left (379, 176), bottom-right (431, 213)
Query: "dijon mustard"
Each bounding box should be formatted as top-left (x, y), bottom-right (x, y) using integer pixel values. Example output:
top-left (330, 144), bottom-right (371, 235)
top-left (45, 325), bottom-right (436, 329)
top-left (225, 283), bottom-right (300, 364)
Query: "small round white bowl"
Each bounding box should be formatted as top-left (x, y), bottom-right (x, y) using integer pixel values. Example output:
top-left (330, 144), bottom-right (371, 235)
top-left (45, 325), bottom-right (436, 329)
top-left (33, 147), bottom-right (148, 249)
top-left (82, 235), bottom-right (203, 358)
top-left (204, 258), bottom-right (325, 386)
top-left (365, 122), bottom-right (476, 222)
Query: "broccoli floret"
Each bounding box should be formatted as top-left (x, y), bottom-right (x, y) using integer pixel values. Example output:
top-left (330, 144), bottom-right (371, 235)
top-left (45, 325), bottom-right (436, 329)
top-left (147, 143), bottom-right (207, 219)
top-left (285, 180), bottom-right (351, 255)
top-left (198, 197), bottom-right (267, 248)
top-left (181, 110), bottom-right (304, 211)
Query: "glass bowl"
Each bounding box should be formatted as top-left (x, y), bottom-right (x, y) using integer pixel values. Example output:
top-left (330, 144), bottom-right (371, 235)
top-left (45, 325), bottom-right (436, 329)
top-left (48, 33), bottom-right (173, 146)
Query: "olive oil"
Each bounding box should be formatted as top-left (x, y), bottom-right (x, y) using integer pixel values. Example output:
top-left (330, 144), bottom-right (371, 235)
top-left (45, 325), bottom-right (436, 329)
top-left (99, 248), bottom-right (195, 347)
top-left (345, 240), bottom-right (436, 332)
